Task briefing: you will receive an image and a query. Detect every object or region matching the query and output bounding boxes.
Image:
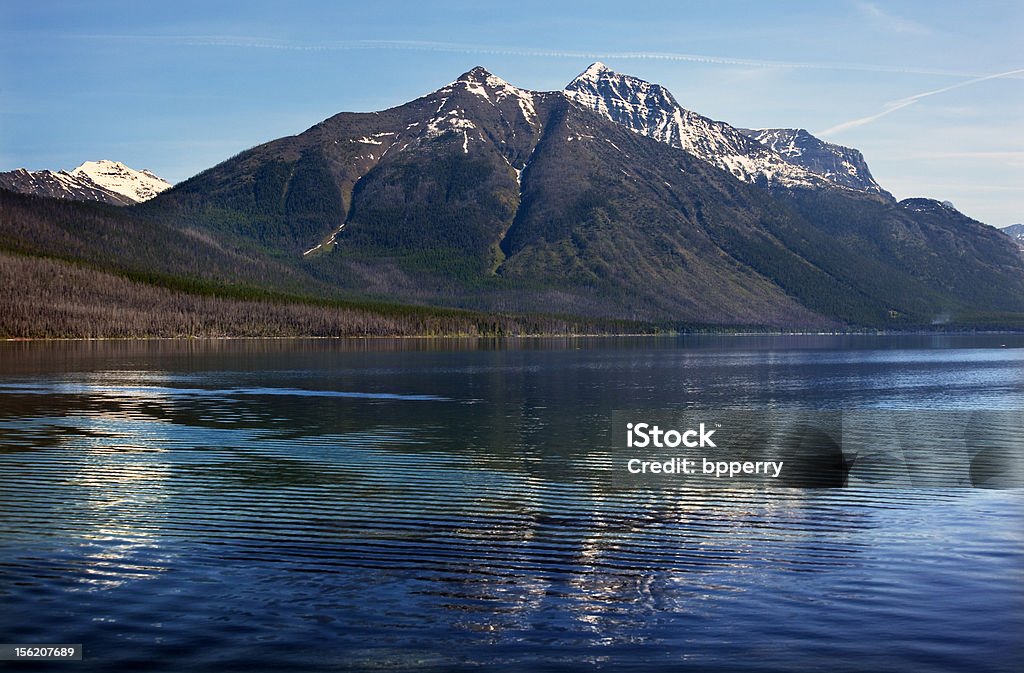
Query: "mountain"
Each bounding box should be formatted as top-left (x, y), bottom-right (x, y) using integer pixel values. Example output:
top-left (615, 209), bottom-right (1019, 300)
top-left (741, 128), bottom-right (891, 197)
top-left (0, 160), bottom-right (171, 205)
top-left (6, 63), bottom-right (1024, 333)
top-left (1001, 223), bottom-right (1024, 251)
top-left (1001, 223), bottom-right (1024, 241)
top-left (70, 160), bottom-right (172, 202)
top-left (562, 62), bottom-right (829, 190)
top-left (0, 166), bottom-right (134, 206)
top-left (141, 67), bottom-right (828, 325)
top-left (131, 64), bottom-right (1024, 329)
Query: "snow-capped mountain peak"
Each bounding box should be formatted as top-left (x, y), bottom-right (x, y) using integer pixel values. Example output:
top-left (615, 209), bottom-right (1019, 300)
top-left (565, 62), bottom-right (680, 118)
top-left (577, 61), bottom-right (612, 81)
top-left (455, 66), bottom-right (493, 83)
top-left (563, 63), bottom-right (824, 189)
top-left (451, 67), bottom-right (535, 102)
top-left (429, 66), bottom-right (541, 134)
top-left (70, 159), bottom-right (171, 203)
top-left (0, 160), bottom-right (172, 206)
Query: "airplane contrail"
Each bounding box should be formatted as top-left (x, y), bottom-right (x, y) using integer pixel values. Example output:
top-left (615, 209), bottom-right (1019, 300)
top-left (73, 34), bottom-right (1013, 80)
top-left (818, 67), bottom-right (1024, 137)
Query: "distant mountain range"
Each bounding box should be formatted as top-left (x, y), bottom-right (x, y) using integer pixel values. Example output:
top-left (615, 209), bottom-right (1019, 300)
top-left (1002, 223), bottom-right (1024, 239)
top-left (1002, 223), bottom-right (1024, 250)
top-left (2, 64), bottom-right (1022, 334)
top-left (0, 160), bottom-right (171, 206)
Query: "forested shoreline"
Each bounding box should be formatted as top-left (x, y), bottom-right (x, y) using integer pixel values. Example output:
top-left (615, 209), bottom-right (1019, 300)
top-left (0, 251), bottom-right (656, 338)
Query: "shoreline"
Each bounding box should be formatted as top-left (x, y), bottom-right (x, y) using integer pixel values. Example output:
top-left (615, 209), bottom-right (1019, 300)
top-left (4, 330), bottom-right (1023, 343)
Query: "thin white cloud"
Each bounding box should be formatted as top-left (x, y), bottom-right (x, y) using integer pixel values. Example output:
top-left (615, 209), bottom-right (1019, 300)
top-left (817, 67), bottom-right (1024, 136)
top-left (854, 1), bottom-right (932, 35)
top-left (881, 179), bottom-right (1024, 194)
top-left (65, 34), bottom-right (1012, 80)
top-left (885, 151), bottom-right (1024, 162)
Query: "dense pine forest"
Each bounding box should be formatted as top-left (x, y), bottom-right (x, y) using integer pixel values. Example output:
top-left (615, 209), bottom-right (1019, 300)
top-left (0, 250), bottom-right (659, 338)
top-left (0, 187), bottom-right (719, 338)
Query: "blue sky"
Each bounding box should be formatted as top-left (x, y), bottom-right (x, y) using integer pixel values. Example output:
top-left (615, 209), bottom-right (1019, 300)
top-left (1, 1), bottom-right (1021, 225)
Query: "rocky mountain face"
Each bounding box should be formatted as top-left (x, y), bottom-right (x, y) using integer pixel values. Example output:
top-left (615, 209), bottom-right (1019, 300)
top-left (0, 160), bottom-right (170, 205)
top-left (562, 63), bottom-right (828, 189)
top-left (741, 128), bottom-right (891, 197)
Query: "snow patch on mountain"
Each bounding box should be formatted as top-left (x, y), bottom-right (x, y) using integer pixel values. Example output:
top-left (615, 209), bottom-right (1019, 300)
top-left (742, 128), bottom-right (890, 196)
top-left (483, 73), bottom-right (538, 127)
top-left (452, 67), bottom-right (540, 128)
top-left (425, 108), bottom-right (477, 139)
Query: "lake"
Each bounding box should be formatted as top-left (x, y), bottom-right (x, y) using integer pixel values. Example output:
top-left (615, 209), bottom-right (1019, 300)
top-left (1, 335), bottom-right (1022, 671)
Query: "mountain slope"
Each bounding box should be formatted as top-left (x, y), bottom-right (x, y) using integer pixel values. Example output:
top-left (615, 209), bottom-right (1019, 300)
top-left (144, 67), bottom-right (545, 256)
top-left (493, 96), bottom-right (829, 324)
top-left (0, 187), bottom-right (320, 295)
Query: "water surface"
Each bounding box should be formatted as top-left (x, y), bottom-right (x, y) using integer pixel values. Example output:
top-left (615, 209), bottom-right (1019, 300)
top-left (1, 336), bottom-right (1022, 671)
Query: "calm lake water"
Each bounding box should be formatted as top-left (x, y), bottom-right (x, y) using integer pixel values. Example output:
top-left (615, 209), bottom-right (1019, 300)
top-left (1, 335), bottom-right (1022, 672)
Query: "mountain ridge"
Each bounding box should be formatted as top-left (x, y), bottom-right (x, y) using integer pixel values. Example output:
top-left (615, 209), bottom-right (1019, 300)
top-left (740, 128), bottom-right (891, 197)
top-left (562, 63), bottom-right (831, 190)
